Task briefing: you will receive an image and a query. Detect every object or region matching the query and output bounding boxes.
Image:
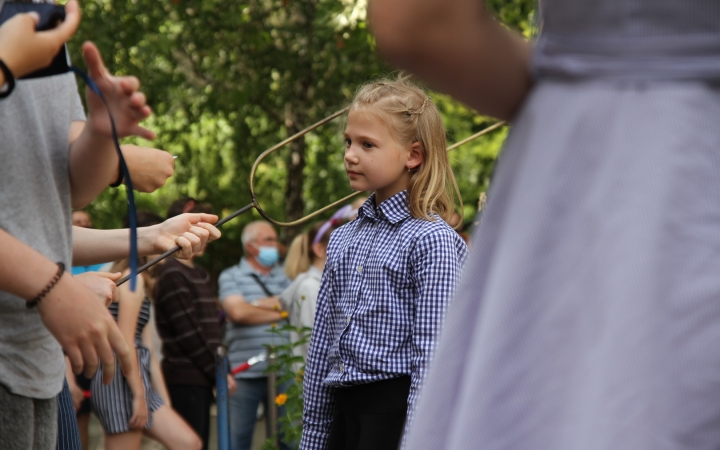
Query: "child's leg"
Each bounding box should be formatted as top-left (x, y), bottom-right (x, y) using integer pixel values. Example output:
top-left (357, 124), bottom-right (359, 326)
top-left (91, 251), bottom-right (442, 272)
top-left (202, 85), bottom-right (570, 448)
top-left (143, 404), bottom-right (202, 450)
top-left (103, 430), bottom-right (143, 450)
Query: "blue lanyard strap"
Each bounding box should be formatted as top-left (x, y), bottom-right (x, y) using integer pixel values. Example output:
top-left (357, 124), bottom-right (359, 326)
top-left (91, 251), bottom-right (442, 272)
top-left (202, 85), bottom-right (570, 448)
top-left (70, 66), bottom-right (139, 291)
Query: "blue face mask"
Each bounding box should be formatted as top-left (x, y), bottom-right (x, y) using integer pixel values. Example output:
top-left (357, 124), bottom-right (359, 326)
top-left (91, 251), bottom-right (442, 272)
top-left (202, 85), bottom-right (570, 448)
top-left (256, 246), bottom-right (280, 267)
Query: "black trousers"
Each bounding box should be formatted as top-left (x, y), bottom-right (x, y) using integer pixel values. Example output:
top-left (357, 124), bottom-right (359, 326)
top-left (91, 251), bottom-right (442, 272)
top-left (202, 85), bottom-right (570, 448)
top-left (327, 376), bottom-right (411, 450)
top-left (167, 384), bottom-right (214, 450)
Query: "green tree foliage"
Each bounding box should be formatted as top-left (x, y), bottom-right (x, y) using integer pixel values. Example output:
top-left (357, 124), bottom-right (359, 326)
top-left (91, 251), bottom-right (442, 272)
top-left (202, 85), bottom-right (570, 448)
top-left (66, 0), bottom-right (534, 280)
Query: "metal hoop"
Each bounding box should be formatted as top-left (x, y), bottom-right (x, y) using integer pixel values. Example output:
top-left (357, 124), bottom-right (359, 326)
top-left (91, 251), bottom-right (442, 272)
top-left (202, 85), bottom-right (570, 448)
top-left (117, 109), bottom-right (505, 286)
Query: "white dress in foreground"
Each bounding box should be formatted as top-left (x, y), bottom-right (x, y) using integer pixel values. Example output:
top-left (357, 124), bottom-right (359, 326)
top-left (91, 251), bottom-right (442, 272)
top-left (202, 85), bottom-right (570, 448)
top-left (406, 1), bottom-right (720, 448)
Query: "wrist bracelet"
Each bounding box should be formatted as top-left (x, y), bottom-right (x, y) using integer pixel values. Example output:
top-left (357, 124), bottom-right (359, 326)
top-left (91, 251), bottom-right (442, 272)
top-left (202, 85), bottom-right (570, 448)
top-left (109, 165), bottom-right (124, 188)
top-left (0, 59), bottom-right (16, 99)
top-left (27, 263), bottom-right (65, 309)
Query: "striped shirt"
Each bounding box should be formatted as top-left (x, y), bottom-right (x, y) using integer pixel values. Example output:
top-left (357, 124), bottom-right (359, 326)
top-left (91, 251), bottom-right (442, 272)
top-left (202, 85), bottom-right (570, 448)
top-left (218, 258), bottom-right (290, 377)
top-left (301, 191), bottom-right (468, 450)
top-left (153, 259), bottom-right (223, 386)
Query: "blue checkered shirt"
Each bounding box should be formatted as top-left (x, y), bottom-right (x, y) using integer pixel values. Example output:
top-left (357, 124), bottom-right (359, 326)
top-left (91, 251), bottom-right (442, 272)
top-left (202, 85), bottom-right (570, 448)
top-left (300, 191), bottom-right (468, 449)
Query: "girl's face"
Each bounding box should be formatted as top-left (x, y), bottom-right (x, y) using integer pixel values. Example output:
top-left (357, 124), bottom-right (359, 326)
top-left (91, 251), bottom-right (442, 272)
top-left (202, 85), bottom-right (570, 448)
top-left (343, 108), bottom-right (422, 205)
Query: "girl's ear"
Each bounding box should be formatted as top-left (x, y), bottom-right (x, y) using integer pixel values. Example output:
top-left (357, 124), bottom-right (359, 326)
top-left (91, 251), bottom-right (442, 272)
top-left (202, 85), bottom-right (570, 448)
top-left (407, 141), bottom-right (424, 170)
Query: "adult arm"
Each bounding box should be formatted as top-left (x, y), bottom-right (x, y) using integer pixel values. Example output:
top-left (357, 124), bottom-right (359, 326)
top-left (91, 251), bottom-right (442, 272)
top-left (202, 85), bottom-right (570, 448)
top-left (115, 273), bottom-right (149, 429)
top-left (68, 42), bottom-right (155, 207)
top-left (368, 0), bottom-right (532, 121)
top-left (71, 213), bottom-right (220, 266)
top-left (221, 295), bottom-right (283, 325)
top-left (153, 268), bottom-right (219, 384)
top-left (218, 270), bottom-right (283, 325)
top-left (68, 121), bottom-right (174, 194)
top-left (0, 228), bottom-right (133, 384)
top-left (404, 231), bottom-right (467, 442)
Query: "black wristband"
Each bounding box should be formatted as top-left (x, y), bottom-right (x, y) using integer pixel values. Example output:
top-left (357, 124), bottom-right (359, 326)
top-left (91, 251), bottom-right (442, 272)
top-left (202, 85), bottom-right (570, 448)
top-left (109, 162), bottom-right (124, 187)
top-left (27, 263), bottom-right (65, 309)
top-left (0, 59), bottom-right (16, 99)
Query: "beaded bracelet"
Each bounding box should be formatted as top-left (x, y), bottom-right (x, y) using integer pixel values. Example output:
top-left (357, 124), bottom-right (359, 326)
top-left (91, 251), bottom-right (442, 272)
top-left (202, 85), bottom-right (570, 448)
top-left (26, 263), bottom-right (65, 309)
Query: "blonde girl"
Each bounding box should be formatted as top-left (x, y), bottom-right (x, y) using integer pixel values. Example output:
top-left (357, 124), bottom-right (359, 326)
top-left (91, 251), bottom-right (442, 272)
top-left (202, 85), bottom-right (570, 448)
top-left (301, 78), bottom-right (469, 450)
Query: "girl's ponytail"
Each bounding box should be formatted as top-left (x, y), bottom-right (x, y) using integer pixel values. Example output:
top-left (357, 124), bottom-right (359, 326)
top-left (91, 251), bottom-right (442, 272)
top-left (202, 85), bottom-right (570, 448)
top-left (284, 219), bottom-right (342, 280)
top-left (284, 232), bottom-right (311, 280)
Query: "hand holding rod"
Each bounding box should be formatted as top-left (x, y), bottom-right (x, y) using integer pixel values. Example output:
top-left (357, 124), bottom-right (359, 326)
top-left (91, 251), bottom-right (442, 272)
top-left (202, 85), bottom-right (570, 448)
top-left (116, 202), bottom-right (256, 286)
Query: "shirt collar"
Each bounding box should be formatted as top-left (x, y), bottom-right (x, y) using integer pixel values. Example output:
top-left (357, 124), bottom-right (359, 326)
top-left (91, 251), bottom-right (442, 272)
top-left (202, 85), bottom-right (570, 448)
top-left (357, 191), bottom-right (411, 224)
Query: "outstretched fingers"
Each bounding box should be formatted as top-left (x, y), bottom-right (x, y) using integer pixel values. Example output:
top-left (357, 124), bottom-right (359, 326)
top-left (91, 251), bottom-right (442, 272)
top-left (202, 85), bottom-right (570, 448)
top-left (82, 41), bottom-right (110, 82)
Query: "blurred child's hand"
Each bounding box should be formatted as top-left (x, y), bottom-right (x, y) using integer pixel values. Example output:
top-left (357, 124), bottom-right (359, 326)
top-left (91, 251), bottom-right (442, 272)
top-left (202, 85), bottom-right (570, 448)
top-left (0, 0), bottom-right (80, 78)
top-left (81, 41), bottom-right (155, 141)
top-left (129, 394), bottom-right (148, 429)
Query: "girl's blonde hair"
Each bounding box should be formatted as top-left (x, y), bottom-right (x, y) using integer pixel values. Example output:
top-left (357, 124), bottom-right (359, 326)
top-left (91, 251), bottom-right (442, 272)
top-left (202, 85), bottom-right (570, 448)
top-left (349, 76), bottom-right (462, 225)
top-left (284, 221), bottom-right (337, 280)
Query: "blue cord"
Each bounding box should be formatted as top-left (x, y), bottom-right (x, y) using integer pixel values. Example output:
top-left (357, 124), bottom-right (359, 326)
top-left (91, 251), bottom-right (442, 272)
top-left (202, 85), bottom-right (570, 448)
top-left (70, 67), bottom-right (139, 291)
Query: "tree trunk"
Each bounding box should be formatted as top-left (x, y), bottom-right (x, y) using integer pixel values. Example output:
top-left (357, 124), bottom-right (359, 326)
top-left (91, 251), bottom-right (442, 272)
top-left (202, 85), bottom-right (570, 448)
top-left (284, 122), bottom-right (306, 245)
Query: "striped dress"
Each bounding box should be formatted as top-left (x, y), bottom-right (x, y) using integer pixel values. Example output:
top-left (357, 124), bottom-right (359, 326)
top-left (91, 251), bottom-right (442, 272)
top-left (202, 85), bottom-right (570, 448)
top-left (90, 298), bottom-right (164, 434)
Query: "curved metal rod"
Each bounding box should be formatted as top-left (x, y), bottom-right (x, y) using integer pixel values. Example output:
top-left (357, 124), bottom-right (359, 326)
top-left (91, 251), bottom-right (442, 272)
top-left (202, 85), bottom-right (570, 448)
top-left (117, 111), bottom-right (505, 285)
top-left (447, 121), bottom-right (507, 152)
top-left (254, 119), bottom-right (508, 227)
top-left (249, 107), bottom-right (350, 202)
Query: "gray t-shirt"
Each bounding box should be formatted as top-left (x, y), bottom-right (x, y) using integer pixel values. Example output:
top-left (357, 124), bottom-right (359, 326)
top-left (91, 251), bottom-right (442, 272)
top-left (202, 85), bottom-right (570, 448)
top-left (0, 71), bottom-right (85, 399)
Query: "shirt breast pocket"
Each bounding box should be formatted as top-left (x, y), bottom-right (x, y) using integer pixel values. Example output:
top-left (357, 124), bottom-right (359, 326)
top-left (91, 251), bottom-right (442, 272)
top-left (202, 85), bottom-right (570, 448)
top-left (381, 258), bottom-right (414, 301)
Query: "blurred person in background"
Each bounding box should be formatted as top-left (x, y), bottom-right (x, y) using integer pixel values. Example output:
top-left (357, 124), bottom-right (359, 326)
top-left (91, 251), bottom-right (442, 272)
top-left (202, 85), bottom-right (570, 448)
top-left (90, 211), bottom-right (205, 450)
top-left (153, 197), bottom-right (236, 450)
top-left (219, 220), bottom-right (291, 450)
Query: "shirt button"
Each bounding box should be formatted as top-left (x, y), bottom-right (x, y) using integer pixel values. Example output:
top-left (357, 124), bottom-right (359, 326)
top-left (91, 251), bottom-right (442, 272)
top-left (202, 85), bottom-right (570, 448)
top-left (357, 265), bottom-right (362, 274)
top-left (339, 362), bottom-right (344, 372)
top-left (346, 316), bottom-right (351, 324)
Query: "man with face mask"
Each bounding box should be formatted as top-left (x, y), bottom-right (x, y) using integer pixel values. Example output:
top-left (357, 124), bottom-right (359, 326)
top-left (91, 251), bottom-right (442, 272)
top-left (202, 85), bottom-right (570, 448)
top-left (219, 220), bottom-right (291, 450)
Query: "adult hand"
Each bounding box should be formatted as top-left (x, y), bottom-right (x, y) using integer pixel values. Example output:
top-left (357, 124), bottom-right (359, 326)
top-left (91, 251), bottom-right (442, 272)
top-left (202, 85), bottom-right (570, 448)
top-left (256, 296), bottom-right (283, 311)
top-left (144, 213), bottom-right (221, 259)
top-left (37, 273), bottom-right (134, 384)
top-left (0, 0), bottom-right (80, 78)
top-left (82, 41), bottom-right (155, 141)
top-left (121, 144), bottom-right (174, 193)
top-left (74, 271), bottom-right (121, 307)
